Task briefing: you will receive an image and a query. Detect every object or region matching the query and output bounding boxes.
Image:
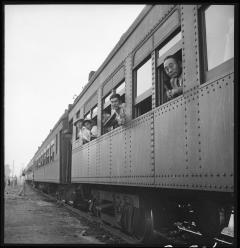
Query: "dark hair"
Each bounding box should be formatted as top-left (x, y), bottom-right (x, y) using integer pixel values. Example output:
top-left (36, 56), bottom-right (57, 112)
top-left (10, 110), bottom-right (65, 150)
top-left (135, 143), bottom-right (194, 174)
top-left (102, 110), bottom-right (110, 114)
top-left (83, 119), bottom-right (92, 126)
top-left (110, 93), bottom-right (121, 101)
top-left (163, 54), bottom-right (179, 63)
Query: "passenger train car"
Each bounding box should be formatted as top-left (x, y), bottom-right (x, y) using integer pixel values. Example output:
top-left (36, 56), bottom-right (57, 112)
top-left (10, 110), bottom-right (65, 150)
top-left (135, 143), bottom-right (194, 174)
top-left (24, 4), bottom-right (234, 242)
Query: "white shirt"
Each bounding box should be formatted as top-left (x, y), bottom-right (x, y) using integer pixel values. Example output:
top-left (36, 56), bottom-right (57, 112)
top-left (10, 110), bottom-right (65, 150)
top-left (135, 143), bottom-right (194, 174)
top-left (91, 125), bottom-right (98, 138)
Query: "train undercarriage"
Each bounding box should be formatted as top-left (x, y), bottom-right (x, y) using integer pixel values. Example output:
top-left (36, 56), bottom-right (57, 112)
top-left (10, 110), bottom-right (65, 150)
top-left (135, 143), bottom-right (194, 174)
top-left (31, 180), bottom-right (234, 245)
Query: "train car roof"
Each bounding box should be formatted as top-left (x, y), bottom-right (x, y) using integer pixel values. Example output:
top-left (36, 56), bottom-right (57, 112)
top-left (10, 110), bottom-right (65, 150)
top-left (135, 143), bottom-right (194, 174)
top-left (71, 5), bottom-right (151, 108)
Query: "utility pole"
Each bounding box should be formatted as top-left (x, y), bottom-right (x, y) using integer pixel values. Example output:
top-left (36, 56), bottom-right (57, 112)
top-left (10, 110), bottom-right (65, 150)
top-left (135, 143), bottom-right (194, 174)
top-left (12, 160), bottom-right (14, 178)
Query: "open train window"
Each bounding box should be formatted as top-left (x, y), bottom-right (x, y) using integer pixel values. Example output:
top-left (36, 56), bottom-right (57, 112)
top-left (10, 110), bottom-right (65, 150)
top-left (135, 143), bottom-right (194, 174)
top-left (55, 134), bottom-right (58, 155)
top-left (75, 111), bottom-right (80, 140)
top-left (156, 29), bottom-right (182, 106)
top-left (115, 80), bottom-right (126, 104)
top-left (84, 105), bottom-right (98, 127)
top-left (199, 5), bottom-right (234, 82)
top-left (133, 57), bottom-right (152, 118)
top-left (103, 92), bottom-right (111, 113)
top-left (51, 141), bottom-right (55, 161)
top-left (46, 146), bottom-right (50, 164)
top-left (101, 80), bottom-right (125, 134)
top-left (84, 111), bottom-right (91, 120)
top-left (91, 105), bottom-right (98, 126)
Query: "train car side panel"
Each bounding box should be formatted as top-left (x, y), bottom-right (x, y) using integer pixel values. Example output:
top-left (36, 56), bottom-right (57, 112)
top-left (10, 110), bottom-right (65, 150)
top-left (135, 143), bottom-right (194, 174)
top-left (71, 146), bottom-right (88, 183)
top-left (88, 141), bottom-right (97, 181)
top-left (110, 127), bottom-right (126, 184)
top-left (98, 135), bottom-right (111, 183)
top-left (198, 72), bottom-right (234, 191)
top-left (129, 112), bottom-right (154, 185)
top-left (154, 96), bottom-right (186, 188)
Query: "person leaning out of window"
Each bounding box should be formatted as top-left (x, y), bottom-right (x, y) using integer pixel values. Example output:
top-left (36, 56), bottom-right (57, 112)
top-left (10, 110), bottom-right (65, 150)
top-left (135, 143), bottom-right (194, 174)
top-left (74, 118), bottom-right (85, 145)
top-left (110, 93), bottom-right (126, 128)
top-left (82, 119), bottom-right (98, 144)
top-left (163, 55), bottom-right (183, 100)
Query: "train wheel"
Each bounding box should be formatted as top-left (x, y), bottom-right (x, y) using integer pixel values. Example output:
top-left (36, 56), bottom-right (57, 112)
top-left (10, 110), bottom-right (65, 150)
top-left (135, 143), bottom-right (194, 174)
top-left (132, 207), bottom-right (153, 243)
top-left (195, 200), bottom-right (222, 238)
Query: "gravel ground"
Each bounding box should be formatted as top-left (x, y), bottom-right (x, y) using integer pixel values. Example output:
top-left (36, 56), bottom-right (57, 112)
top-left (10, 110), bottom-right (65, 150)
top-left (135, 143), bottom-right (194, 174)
top-left (4, 183), bottom-right (126, 244)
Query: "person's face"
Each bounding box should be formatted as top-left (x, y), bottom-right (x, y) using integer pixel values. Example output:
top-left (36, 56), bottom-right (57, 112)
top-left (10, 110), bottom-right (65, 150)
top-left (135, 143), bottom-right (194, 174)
top-left (110, 97), bottom-right (120, 110)
top-left (76, 122), bottom-right (83, 129)
top-left (85, 122), bottom-right (92, 130)
top-left (164, 58), bottom-right (181, 79)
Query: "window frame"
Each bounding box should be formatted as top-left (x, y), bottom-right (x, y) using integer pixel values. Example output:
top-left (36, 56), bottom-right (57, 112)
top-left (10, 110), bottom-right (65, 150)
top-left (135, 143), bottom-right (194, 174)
top-left (156, 28), bottom-right (183, 106)
top-left (199, 5), bottom-right (234, 83)
top-left (133, 55), bottom-right (152, 106)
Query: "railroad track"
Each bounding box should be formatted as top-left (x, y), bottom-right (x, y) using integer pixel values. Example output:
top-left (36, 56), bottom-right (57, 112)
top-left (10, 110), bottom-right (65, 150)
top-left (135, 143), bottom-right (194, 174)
top-left (31, 186), bottom-right (139, 244)
top-left (31, 186), bottom-right (234, 246)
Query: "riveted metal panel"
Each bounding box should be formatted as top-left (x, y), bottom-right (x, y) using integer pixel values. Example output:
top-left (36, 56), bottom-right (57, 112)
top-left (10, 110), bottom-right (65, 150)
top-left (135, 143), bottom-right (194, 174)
top-left (151, 51), bottom-right (156, 109)
top-left (181, 5), bottom-right (200, 91)
top-left (134, 36), bottom-right (153, 67)
top-left (130, 112), bottom-right (154, 185)
top-left (88, 141), bottom-right (97, 180)
top-left (71, 146), bottom-right (88, 183)
top-left (154, 96), bottom-right (186, 187)
top-left (125, 55), bottom-right (133, 121)
top-left (98, 134), bottom-right (111, 183)
top-left (43, 160), bottom-right (60, 183)
top-left (124, 125), bottom-right (132, 185)
top-left (153, 9), bottom-right (180, 49)
top-left (110, 127), bottom-right (126, 184)
top-left (34, 167), bottom-right (45, 182)
top-left (184, 89), bottom-right (201, 177)
top-left (198, 74), bottom-right (234, 192)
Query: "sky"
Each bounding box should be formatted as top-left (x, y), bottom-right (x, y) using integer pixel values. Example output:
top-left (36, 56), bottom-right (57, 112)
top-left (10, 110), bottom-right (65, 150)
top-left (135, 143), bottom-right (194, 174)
top-left (5, 4), bottom-right (145, 177)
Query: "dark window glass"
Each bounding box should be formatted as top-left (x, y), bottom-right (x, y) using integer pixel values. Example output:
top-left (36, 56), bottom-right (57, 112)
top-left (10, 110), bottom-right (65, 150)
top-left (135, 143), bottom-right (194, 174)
top-left (204, 5), bottom-right (234, 70)
top-left (55, 134), bottom-right (58, 154)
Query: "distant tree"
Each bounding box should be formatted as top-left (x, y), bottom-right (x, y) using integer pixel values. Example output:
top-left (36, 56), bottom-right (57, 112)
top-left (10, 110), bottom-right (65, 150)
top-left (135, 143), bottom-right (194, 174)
top-left (5, 164), bottom-right (11, 178)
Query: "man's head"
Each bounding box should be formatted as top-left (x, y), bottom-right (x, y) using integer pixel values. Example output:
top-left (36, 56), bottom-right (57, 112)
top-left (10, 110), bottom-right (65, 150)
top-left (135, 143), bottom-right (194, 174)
top-left (74, 119), bottom-right (84, 129)
top-left (110, 94), bottom-right (121, 110)
top-left (83, 119), bottom-right (92, 130)
top-left (163, 55), bottom-right (182, 79)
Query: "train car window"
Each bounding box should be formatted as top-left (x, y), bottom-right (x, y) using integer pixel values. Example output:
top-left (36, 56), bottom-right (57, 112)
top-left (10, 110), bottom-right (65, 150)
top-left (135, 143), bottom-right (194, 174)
top-left (103, 93), bottom-right (111, 110)
top-left (55, 134), bottom-right (58, 154)
top-left (102, 93), bottom-right (112, 134)
top-left (51, 142), bottom-right (55, 161)
top-left (200, 5), bottom-right (234, 82)
top-left (91, 105), bottom-right (98, 126)
top-left (40, 153), bottom-right (43, 167)
top-left (158, 32), bottom-right (182, 59)
top-left (101, 80), bottom-right (125, 134)
top-left (115, 80), bottom-right (126, 104)
top-left (49, 148), bottom-right (51, 163)
top-left (84, 111), bottom-right (91, 120)
top-left (75, 112), bottom-right (80, 140)
top-left (133, 57), bottom-right (152, 118)
top-left (156, 29), bottom-right (182, 106)
top-left (47, 146), bottom-right (50, 164)
top-left (43, 150), bottom-right (46, 165)
top-left (75, 124), bottom-right (80, 141)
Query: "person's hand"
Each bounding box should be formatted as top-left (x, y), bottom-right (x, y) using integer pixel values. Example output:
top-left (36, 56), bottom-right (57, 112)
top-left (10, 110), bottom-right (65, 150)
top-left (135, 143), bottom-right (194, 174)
top-left (167, 89), bottom-right (173, 99)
